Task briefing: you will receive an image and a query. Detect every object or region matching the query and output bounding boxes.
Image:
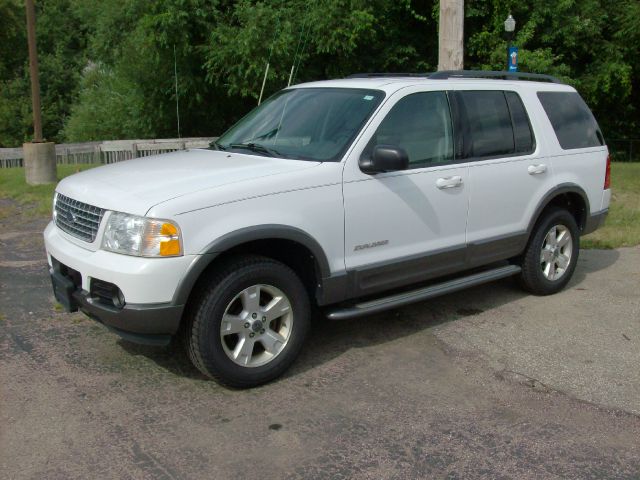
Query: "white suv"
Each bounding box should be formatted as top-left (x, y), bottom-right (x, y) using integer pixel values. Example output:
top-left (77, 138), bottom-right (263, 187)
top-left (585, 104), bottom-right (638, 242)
top-left (45, 71), bottom-right (611, 387)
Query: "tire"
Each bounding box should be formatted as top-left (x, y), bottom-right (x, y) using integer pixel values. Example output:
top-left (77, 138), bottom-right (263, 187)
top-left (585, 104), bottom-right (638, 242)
top-left (184, 255), bottom-right (311, 388)
top-left (519, 207), bottom-right (580, 295)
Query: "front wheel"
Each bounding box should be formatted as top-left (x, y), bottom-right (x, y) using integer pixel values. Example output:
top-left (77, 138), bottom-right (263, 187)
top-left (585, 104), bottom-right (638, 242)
top-left (519, 207), bottom-right (580, 295)
top-left (185, 256), bottom-right (311, 388)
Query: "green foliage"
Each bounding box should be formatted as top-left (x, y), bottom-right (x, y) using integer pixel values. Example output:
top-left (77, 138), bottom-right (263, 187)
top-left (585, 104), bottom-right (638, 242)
top-left (204, 0), bottom-right (436, 99)
top-left (0, 0), bottom-right (86, 146)
top-left (466, 0), bottom-right (636, 137)
top-left (63, 0), bottom-right (243, 141)
top-left (0, 0), bottom-right (26, 80)
top-left (0, 0), bottom-right (29, 147)
top-left (0, 0), bottom-right (638, 145)
top-left (63, 64), bottom-right (153, 141)
top-left (0, 74), bottom-right (31, 147)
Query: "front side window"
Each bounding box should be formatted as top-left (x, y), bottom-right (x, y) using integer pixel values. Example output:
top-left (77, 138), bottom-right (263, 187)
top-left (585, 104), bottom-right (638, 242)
top-left (363, 91), bottom-right (454, 168)
top-left (215, 88), bottom-right (385, 162)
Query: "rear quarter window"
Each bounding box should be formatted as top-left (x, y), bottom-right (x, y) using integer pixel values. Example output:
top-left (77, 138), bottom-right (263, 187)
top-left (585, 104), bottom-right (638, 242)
top-left (537, 91), bottom-right (604, 149)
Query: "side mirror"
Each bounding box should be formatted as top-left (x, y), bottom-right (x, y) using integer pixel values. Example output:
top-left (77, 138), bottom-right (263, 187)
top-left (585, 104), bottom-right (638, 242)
top-left (360, 145), bottom-right (409, 174)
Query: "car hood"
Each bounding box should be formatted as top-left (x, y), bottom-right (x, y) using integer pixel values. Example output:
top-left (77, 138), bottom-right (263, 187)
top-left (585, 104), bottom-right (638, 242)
top-left (56, 149), bottom-right (320, 216)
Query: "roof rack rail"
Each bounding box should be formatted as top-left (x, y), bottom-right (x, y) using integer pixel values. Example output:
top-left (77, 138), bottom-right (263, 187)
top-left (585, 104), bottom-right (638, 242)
top-left (347, 73), bottom-right (432, 78)
top-left (429, 70), bottom-right (561, 83)
top-left (346, 70), bottom-right (561, 84)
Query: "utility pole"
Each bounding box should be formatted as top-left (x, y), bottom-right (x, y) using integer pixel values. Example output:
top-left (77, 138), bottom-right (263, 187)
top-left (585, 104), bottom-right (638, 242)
top-left (25, 0), bottom-right (42, 142)
top-left (23, 0), bottom-right (56, 184)
top-left (438, 0), bottom-right (464, 71)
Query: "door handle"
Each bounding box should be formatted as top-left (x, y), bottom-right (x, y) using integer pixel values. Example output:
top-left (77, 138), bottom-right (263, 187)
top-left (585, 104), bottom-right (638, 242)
top-left (528, 164), bottom-right (547, 175)
top-left (436, 176), bottom-right (463, 189)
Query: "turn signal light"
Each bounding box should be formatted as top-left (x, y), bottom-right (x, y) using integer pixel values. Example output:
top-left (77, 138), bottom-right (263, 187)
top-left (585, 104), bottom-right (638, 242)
top-left (159, 223), bottom-right (181, 256)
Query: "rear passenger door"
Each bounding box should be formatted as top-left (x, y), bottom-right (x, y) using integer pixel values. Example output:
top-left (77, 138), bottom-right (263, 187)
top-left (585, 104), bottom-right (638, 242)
top-left (457, 89), bottom-right (556, 266)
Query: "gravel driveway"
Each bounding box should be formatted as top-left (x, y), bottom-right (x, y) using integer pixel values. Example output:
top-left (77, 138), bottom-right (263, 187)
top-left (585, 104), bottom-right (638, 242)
top-left (1, 211), bottom-right (639, 479)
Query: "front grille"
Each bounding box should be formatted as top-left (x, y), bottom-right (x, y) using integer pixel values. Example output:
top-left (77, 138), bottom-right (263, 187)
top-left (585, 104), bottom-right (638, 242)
top-left (54, 193), bottom-right (104, 242)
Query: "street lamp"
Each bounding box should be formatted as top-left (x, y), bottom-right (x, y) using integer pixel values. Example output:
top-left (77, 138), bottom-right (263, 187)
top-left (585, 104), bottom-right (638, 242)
top-left (504, 14), bottom-right (516, 37)
top-left (504, 14), bottom-right (517, 72)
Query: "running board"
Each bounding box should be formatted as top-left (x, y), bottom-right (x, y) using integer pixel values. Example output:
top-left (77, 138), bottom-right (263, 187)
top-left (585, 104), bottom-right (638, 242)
top-left (326, 265), bottom-right (521, 320)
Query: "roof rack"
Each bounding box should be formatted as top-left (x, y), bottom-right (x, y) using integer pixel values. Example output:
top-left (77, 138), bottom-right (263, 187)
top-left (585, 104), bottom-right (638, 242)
top-left (429, 70), bottom-right (561, 83)
top-left (347, 73), bottom-right (432, 78)
top-left (347, 70), bottom-right (561, 84)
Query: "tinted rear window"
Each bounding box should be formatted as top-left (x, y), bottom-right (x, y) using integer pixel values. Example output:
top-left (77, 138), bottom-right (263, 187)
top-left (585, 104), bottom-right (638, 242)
top-left (537, 91), bottom-right (604, 149)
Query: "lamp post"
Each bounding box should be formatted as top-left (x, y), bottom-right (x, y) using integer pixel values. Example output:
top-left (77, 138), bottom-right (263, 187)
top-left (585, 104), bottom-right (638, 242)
top-left (504, 14), bottom-right (517, 72)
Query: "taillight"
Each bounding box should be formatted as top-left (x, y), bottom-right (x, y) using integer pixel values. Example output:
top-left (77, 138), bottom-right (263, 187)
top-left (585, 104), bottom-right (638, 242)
top-left (604, 154), bottom-right (611, 189)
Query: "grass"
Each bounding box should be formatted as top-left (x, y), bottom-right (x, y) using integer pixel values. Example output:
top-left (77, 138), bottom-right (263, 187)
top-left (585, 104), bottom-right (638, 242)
top-left (582, 163), bottom-right (640, 249)
top-left (0, 162), bottom-right (638, 248)
top-left (0, 164), bottom-right (100, 218)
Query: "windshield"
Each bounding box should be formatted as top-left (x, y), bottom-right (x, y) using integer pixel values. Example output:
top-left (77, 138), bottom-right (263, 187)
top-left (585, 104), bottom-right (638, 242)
top-left (214, 88), bottom-right (385, 162)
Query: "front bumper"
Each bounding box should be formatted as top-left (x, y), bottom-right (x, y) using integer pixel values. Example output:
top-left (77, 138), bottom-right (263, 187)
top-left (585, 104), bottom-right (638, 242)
top-left (45, 221), bottom-right (195, 344)
top-left (50, 259), bottom-right (183, 345)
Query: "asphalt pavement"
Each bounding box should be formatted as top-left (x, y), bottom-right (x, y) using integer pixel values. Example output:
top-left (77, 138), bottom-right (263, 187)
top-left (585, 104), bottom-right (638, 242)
top-left (1, 213), bottom-right (639, 479)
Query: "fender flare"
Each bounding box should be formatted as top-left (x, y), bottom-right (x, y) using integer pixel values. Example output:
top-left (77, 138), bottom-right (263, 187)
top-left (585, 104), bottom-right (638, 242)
top-left (526, 183), bottom-right (590, 236)
top-left (172, 225), bottom-right (331, 305)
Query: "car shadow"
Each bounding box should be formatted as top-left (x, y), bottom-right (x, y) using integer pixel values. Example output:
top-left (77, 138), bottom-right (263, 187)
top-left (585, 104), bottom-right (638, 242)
top-left (117, 333), bottom-right (210, 381)
top-left (117, 248), bottom-right (621, 385)
top-left (569, 247), bottom-right (620, 288)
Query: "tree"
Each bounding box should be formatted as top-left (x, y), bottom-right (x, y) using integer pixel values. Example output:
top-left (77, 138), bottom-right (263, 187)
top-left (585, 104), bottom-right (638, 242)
top-left (203, 0), bottom-right (436, 99)
top-left (465, 0), bottom-right (635, 137)
top-left (0, 0), bottom-right (638, 146)
top-left (0, 0), bottom-right (86, 146)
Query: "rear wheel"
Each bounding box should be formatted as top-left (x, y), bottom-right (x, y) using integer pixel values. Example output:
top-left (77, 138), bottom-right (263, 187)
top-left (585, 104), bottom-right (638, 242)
top-left (519, 207), bottom-right (580, 295)
top-left (185, 256), bottom-right (311, 388)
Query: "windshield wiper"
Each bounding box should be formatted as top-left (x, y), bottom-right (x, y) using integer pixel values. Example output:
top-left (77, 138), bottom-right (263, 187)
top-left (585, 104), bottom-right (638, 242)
top-left (209, 140), bottom-right (226, 151)
top-left (228, 142), bottom-right (282, 157)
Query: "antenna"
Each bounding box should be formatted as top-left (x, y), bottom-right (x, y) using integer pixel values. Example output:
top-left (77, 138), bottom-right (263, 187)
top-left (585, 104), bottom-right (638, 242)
top-left (258, 63), bottom-right (270, 105)
top-left (288, 21), bottom-right (307, 87)
top-left (291, 24), bottom-right (310, 85)
top-left (173, 44), bottom-right (181, 138)
top-left (258, 17), bottom-right (281, 105)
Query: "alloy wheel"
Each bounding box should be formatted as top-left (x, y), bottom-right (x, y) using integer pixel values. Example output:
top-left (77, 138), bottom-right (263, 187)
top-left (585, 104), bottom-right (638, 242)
top-left (219, 284), bottom-right (293, 367)
top-left (540, 225), bottom-right (573, 281)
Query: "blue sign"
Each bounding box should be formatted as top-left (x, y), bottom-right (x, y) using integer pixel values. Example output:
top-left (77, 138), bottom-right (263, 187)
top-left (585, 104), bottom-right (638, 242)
top-left (508, 46), bottom-right (519, 72)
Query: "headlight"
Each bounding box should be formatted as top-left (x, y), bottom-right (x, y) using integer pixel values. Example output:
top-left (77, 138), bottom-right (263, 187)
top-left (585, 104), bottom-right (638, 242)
top-left (101, 212), bottom-right (183, 257)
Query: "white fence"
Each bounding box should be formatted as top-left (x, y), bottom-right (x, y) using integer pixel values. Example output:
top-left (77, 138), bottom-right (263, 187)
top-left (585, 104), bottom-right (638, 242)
top-left (0, 137), bottom-right (217, 168)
